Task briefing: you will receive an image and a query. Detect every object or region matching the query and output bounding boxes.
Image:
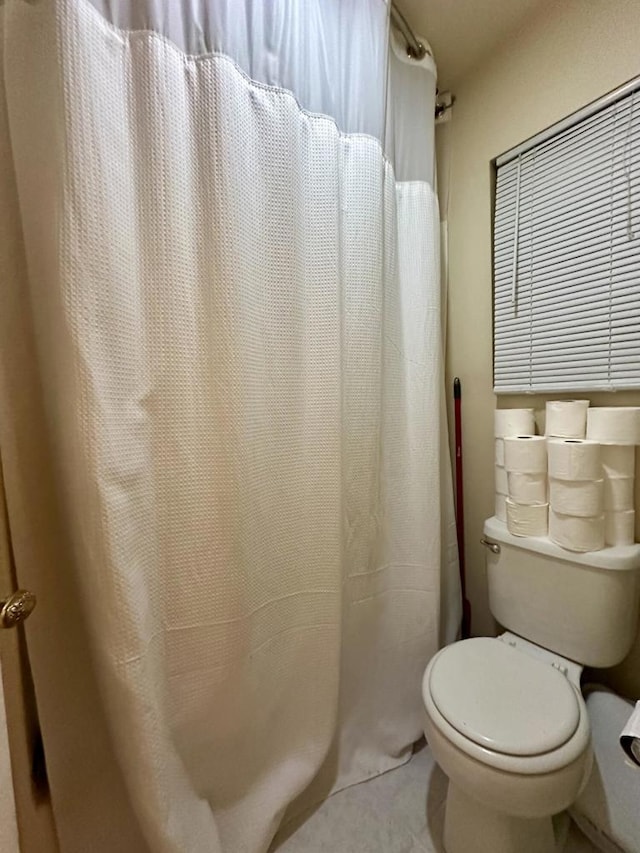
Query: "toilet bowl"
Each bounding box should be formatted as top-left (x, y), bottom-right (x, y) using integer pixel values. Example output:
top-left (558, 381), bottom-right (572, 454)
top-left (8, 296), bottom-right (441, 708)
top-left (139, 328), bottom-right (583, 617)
top-left (422, 635), bottom-right (593, 853)
top-left (421, 517), bottom-right (640, 853)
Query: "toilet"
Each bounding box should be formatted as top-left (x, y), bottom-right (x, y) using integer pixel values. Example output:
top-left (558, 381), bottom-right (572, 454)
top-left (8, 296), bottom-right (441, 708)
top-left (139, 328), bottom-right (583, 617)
top-left (422, 516), bottom-right (640, 853)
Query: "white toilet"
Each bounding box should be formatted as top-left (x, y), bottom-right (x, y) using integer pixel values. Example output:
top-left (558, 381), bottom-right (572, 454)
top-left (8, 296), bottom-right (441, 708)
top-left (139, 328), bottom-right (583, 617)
top-left (422, 516), bottom-right (640, 853)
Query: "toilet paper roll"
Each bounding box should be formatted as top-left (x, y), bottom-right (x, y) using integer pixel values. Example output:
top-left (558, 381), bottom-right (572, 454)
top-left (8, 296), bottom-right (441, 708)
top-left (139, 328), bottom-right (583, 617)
top-left (620, 701), bottom-right (640, 767)
top-left (605, 509), bottom-right (636, 546)
top-left (549, 478), bottom-right (604, 517)
top-left (587, 407), bottom-right (640, 445)
top-left (545, 400), bottom-right (589, 439)
top-left (494, 408), bottom-right (536, 438)
top-left (547, 438), bottom-right (601, 481)
top-left (495, 465), bottom-right (508, 495)
top-left (495, 438), bottom-right (505, 467)
top-left (549, 510), bottom-right (605, 552)
top-left (495, 493), bottom-right (507, 522)
top-left (504, 435), bottom-right (547, 473)
top-left (507, 471), bottom-right (547, 505)
top-left (604, 476), bottom-right (635, 511)
top-left (506, 498), bottom-right (548, 537)
top-left (601, 444), bottom-right (635, 478)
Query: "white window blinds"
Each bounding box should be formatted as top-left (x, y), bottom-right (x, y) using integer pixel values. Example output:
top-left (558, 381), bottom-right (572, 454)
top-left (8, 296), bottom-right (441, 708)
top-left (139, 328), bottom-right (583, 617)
top-left (493, 82), bottom-right (640, 393)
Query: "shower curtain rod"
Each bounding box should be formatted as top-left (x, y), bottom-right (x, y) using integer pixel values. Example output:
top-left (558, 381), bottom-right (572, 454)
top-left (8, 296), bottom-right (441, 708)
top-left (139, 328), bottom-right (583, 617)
top-left (390, 3), bottom-right (427, 60)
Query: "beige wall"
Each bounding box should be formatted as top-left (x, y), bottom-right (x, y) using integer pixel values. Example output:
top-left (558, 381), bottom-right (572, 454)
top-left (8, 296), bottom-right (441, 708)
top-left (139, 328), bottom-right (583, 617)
top-left (440, 0), bottom-right (640, 696)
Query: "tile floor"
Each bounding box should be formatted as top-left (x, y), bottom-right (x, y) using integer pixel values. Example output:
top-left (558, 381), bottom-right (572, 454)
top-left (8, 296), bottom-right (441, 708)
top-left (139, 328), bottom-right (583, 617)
top-left (270, 743), bottom-right (599, 853)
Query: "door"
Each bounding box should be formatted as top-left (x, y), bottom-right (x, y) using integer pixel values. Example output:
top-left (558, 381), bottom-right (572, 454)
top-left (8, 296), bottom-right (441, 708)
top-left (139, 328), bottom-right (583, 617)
top-left (0, 658), bottom-right (19, 853)
top-left (0, 457), bottom-right (59, 853)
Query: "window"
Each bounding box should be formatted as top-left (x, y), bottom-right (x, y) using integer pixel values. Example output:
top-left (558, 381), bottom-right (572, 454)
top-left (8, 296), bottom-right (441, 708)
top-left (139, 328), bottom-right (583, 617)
top-left (493, 78), bottom-right (640, 393)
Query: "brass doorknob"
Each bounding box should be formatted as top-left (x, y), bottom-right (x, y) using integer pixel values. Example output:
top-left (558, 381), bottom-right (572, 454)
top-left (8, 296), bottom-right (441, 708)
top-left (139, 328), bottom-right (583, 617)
top-left (0, 590), bottom-right (36, 628)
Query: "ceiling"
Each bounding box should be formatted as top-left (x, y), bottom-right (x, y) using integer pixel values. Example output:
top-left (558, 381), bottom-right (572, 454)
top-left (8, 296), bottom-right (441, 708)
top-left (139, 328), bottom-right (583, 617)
top-left (396, 0), bottom-right (548, 90)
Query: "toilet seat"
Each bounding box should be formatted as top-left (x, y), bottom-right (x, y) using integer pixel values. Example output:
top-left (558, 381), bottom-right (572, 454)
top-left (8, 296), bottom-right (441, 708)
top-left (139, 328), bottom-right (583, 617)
top-left (422, 637), bottom-right (591, 775)
top-left (429, 637), bottom-right (580, 756)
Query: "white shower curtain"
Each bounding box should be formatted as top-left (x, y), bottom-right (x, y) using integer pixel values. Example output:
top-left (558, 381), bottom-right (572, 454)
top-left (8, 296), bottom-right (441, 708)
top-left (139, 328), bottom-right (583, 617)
top-left (0, 1), bottom-right (459, 851)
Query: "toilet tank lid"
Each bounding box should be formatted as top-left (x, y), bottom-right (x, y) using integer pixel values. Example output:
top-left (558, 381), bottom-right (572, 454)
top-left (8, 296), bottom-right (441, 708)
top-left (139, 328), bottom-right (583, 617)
top-left (484, 517), bottom-right (640, 572)
top-left (429, 638), bottom-right (581, 757)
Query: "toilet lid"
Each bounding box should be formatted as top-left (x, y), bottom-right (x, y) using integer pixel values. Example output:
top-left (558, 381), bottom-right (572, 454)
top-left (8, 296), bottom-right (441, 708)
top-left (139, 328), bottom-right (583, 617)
top-left (429, 638), bottom-right (581, 756)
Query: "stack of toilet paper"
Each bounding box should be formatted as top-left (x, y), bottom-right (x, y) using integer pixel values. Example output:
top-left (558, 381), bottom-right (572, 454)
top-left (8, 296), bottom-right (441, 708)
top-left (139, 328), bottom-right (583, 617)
top-left (545, 400), bottom-right (604, 551)
top-left (587, 408), bottom-right (640, 546)
top-left (504, 435), bottom-right (548, 537)
top-left (493, 403), bottom-right (639, 551)
top-left (494, 409), bottom-right (535, 522)
top-left (548, 438), bottom-right (604, 551)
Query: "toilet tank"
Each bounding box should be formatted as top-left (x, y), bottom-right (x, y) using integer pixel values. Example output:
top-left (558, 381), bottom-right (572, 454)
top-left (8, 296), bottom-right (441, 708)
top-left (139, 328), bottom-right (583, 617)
top-left (483, 517), bottom-right (640, 668)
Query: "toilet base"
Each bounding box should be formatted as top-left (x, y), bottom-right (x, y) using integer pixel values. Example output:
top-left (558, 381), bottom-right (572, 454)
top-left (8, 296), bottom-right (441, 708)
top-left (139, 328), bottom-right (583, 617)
top-left (444, 781), bottom-right (556, 853)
